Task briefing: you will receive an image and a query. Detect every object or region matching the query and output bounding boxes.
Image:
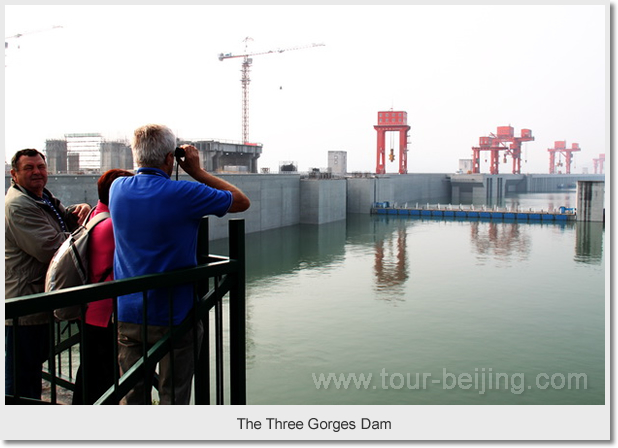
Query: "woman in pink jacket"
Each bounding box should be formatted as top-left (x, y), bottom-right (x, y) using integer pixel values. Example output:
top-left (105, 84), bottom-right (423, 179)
top-left (72, 169), bottom-right (133, 405)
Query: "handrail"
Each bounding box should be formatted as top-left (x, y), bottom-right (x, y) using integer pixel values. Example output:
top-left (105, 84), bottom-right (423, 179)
top-left (5, 218), bottom-right (246, 405)
top-left (5, 259), bottom-right (237, 319)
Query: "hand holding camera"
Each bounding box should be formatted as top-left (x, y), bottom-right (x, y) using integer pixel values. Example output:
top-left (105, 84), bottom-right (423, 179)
top-left (174, 145), bottom-right (201, 179)
top-left (174, 147), bottom-right (185, 160)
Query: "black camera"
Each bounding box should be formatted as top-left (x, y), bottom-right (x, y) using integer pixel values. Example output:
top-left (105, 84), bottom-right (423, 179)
top-left (174, 147), bottom-right (185, 160)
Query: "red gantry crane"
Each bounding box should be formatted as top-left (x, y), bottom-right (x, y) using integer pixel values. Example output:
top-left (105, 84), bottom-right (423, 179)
top-left (472, 126), bottom-right (534, 175)
top-left (375, 110), bottom-right (411, 174)
top-left (219, 37), bottom-right (325, 144)
top-left (548, 141), bottom-right (581, 174)
top-left (593, 153), bottom-right (605, 174)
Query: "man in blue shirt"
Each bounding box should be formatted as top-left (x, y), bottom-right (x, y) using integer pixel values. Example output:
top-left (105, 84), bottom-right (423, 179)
top-left (110, 124), bottom-right (250, 405)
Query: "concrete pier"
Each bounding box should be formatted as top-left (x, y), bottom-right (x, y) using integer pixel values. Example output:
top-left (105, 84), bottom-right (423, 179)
top-left (576, 180), bottom-right (605, 222)
top-left (300, 178), bottom-right (347, 224)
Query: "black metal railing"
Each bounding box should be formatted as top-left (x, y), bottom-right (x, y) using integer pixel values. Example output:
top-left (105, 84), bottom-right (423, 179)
top-left (5, 218), bottom-right (246, 405)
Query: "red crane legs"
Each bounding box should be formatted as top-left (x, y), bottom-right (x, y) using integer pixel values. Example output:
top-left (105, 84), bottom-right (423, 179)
top-left (472, 126), bottom-right (534, 175)
top-left (593, 153), bottom-right (605, 174)
top-left (375, 111), bottom-right (411, 174)
top-left (548, 141), bottom-right (581, 174)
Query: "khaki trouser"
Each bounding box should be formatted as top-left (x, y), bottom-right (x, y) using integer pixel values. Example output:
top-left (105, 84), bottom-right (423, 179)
top-left (117, 320), bottom-right (203, 405)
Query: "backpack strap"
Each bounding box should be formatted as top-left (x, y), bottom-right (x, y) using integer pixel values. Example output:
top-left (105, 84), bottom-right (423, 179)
top-left (80, 210), bottom-right (113, 284)
top-left (86, 210), bottom-right (112, 282)
top-left (84, 211), bottom-right (111, 231)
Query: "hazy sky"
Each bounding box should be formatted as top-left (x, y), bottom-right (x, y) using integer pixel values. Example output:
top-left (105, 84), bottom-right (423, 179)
top-left (4, 3), bottom-right (608, 174)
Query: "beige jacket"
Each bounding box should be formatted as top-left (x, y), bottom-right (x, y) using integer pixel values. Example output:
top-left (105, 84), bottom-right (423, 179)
top-left (5, 183), bottom-right (78, 325)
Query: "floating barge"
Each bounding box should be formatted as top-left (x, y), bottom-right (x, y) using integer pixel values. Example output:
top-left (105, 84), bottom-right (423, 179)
top-left (371, 203), bottom-right (576, 222)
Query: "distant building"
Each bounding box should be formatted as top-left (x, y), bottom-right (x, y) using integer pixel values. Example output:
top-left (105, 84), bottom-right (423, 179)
top-left (459, 159), bottom-right (473, 174)
top-left (43, 134), bottom-right (133, 174)
top-left (279, 161), bottom-right (298, 173)
top-left (66, 133), bottom-right (103, 172)
top-left (42, 133), bottom-right (258, 174)
top-left (68, 153), bottom-right (80, 173)
top-left (45, 139), bottom-right (68, 174)
top-left (100, 141), bottom-right (134, 172)
top-left (180, 140), bottom-right (262, 173)
top-left (328, 151), bottom-right (347, 175)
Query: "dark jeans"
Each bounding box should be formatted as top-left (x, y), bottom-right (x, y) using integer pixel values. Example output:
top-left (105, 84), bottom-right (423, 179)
top-left (72, 322), bottom-right (118, 405)
top-left (118, 320), bottom-right (203, 405)
top-left (5, 324), bottom-right (50, 400)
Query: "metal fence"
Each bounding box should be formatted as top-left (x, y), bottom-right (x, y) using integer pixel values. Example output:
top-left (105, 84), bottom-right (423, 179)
top-left (5, 218), bottom-right (246, 405)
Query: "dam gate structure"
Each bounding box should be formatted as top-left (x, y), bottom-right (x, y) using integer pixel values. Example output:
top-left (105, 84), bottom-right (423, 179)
top-left (374, 111), bottom-right (411, 175)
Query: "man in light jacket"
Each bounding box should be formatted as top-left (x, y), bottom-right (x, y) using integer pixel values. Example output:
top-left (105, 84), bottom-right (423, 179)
top-left (5, 148), bottom-right (90, 400)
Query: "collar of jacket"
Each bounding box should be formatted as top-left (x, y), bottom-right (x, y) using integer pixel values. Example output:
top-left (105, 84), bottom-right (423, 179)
top-left (11, 181), bottom-right (59, 206)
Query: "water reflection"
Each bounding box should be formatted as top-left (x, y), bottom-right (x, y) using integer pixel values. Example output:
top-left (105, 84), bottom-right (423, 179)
top-left (210, 220), bottom-right (347, 369)
top-left (210, 220), bottom-right (347, 282)
top-left (374, 226), bottom-right (408, 299)
top-left (212, 209), bottom-right (604, 404)
top-left (297, 221), bottom-right (346, 270)
top-left (469, 221), bottom-right (531, 264)
top-left (345, 215), bottom-right (412, 301)
top-left (575, 222), bottom-right (605, 264)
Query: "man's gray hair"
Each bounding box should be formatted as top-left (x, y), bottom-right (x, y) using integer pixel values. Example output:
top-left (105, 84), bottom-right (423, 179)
top-left (132, 124), bottom-right (176, 168)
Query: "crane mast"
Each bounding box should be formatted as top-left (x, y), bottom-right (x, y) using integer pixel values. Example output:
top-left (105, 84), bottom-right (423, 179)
top-left (219, 38), bottom-right (325, 143)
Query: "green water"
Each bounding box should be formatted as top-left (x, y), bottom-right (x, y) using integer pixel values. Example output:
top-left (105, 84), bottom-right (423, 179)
top-left (211, 192), bottom-right (606, 405)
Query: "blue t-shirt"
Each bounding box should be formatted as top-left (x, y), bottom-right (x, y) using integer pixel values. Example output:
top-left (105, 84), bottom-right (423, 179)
top-left (109, 167), bottom-right (233, 326)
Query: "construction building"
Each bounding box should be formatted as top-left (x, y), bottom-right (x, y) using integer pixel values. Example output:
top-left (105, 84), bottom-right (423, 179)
top-left (100, 141), bottom-right (134, 172)
top-left (43, 133), bottom-right (260, 174)
top-left (45, 136), bottom-right (133, 174)
top-left (66, 133), bottom-right (104, 173)
top-left (181, 140), bottom-right (262, 173)
top-left (45, 139), bottom-right (68, 174)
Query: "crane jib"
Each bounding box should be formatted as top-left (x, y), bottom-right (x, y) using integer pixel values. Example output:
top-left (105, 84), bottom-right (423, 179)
top-left (218, 40), bottom-right (325, 143)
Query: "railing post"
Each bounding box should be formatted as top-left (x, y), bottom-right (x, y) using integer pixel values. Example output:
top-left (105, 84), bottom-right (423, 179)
top-left (197, 217), bottom-right (210, 265)
top-left (194, 216), bottom-right (211, 404)
top-left (48, 316), bottom-right (57, 404)
top-left (228, 219), bottom-right (246, 405)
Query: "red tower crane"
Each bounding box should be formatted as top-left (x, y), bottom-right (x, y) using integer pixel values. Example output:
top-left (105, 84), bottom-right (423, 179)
top-left (219, 38), bottom-right (325, 144)
top-left (593, 153), bottom-right (605, 174)
top-left (374, 110), bottom-right (411, 174)
top-left (548, 141), bottom-right (581, 174)
top-left (472, 126), bottom-right (534, 175)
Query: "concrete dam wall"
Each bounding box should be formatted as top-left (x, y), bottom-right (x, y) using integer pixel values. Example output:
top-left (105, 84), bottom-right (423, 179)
top-left (5, 173), bottom-right (448, 240)
top-left (5, 174), bottom-right (302, 240)
top-left (5, 172), bottom-right (603, 240)
top-left (346, 174), bottom-right (452, 213)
